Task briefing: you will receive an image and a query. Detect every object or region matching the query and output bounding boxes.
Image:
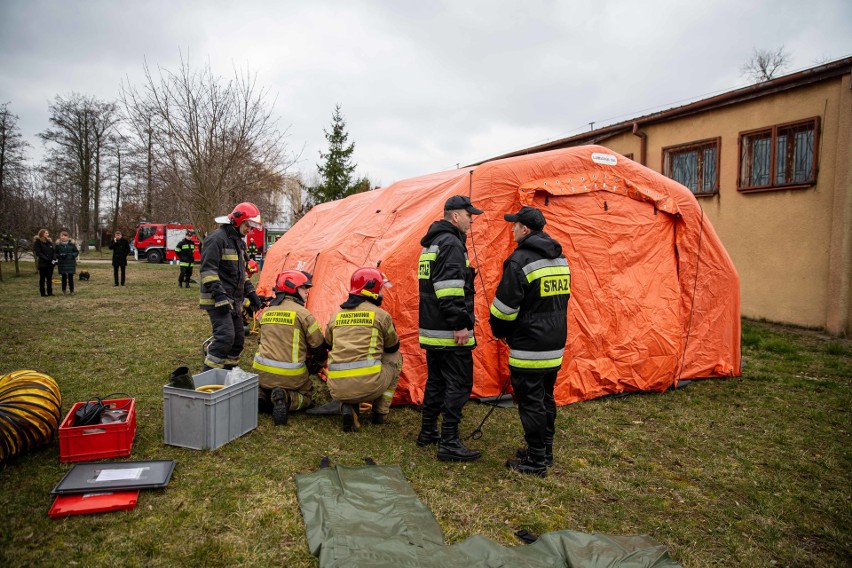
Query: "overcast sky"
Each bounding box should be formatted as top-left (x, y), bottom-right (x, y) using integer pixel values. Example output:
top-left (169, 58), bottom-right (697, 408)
top-left (1, 0), bottom-right (850, 187)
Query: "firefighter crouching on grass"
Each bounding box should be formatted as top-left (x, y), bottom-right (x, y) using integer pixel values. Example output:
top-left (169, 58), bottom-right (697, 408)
top-left (175, 230), bottom-right (196, 288)
top-left (324, 267), bottom-right (402, 432)
top-left (253, 270), bottom-right (328, 426)
top-left (199, 202), bottom-right (265, 371)
top-left (489, 206), bottom-right (571, 477)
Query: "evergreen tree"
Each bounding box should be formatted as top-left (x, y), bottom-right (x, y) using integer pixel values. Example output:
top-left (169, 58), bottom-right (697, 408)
top-left (310, 104), bottom-right (360, 204)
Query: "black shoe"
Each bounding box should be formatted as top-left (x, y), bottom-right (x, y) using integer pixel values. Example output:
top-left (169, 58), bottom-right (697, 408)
top-left (168, 366), bottom-right (195, 390)
top-left (506, 458), bottom-right (548, 477)
top-left (437, 430), bottom-right (481, 462)
top-left (416, 429), bottom-right (441, 447)
top-left (371, 412), bottom-right (385, 425)
top-left (342, 404), bottom-right (360, 432)
top-left (516, 447), bottom-right (554, 467)
top-left (271, 388), bottom-right (289, 426)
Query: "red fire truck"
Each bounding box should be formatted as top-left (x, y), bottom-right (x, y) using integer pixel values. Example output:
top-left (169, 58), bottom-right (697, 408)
top-left (133, 223), bottom-right (201, 264)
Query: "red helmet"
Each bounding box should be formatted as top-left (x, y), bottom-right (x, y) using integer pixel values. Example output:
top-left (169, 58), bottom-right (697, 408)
top-left (275, 270), bottom-right (313, 294)
top-left (246, 259), bottom-right (260, 277)
top-left (219, 202), bottom-right (262, 228)
top-left (349, 267), bottom-right (384, 299)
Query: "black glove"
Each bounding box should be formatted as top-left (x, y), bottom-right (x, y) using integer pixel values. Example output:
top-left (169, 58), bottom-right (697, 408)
top-left (248, 292), bottom-right (262, 311)
top-left (214, 295), bottom-right (231, 314)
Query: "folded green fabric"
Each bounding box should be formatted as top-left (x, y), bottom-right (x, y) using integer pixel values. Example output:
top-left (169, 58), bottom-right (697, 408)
top-left (296, 463), bottom-right (681, 568)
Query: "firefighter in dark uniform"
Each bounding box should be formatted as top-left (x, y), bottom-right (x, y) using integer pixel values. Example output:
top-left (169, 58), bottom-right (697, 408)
top-left (175, 230), bottom-right (197, 288)
top-left (199, 202), bottom-right (264, 371)
top-left (253, 270), bottom-right (328, 426)
top-left (324, 267), bottom-right (402, 432)
top-left (489, 206), bottom-right (570, 477)
top-left (416, 195), bottom-right (483, 462)
top-left (247, 240), bottom-right (259, 262)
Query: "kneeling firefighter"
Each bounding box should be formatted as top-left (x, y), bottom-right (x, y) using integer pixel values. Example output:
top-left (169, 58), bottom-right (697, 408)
top-left (324, 267), bottom-right (402, 432)
top-left (252, 270), bottom-right (328, 425)
top-left (199, 202), bottom-right (265, 371)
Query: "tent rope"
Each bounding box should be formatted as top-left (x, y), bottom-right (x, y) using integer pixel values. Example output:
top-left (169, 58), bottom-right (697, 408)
top-left (676, 203), bottom-right (705, 381)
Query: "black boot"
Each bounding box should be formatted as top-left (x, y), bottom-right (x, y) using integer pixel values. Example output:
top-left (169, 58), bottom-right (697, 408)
top-left (168, 366), bottom-right (195, 390)
top-left (437, 424), bottom-right (481, 462)
top-left (342, 403), bottom-right (360, 432)
top-left (416, 415), bottom-right (441, 447)
top-left (507, 446), bottom-right (548, 477)
top-left (516, 443), bottom-right (554, 467)
top-left (271, 387), bottom-right (289, 426)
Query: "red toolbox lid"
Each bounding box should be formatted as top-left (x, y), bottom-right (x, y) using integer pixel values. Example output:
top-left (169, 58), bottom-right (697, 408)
top-left (48, 491), bottom-right (140, 519)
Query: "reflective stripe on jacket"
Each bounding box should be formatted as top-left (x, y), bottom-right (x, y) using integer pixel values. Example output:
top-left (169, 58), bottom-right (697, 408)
top-left (175, 238), bottom-right (196, 266)
top-left (324, 300), bottom-right (399, 401)
top-left (489, 231), bottom-right (570, 373)
top-left (417, 219), bottom-right (476, 350)
top-left (253, 297), bottom-right (325, 389)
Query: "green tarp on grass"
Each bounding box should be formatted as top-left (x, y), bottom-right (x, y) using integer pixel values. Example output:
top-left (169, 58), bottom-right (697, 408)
top-left (296, 463), bottom-right (681, 568)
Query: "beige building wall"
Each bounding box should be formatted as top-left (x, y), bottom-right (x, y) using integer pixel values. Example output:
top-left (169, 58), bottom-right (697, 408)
top-left (593, 74), bottom-right (851, 334)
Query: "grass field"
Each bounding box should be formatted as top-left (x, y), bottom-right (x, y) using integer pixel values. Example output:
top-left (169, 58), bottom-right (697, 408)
top-left (0, 260), bottom-right (849, 567)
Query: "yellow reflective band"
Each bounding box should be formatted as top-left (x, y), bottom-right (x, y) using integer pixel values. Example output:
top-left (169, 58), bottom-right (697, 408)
top-left (508, 356), bottom-right (564, 369)
top-left (221, 254), bottom-right (239, 261)
top-left (307, 322), bottom-right (320, 335)
top-left (199, 298), bottom-right (215, 305)
top-left (382, 390), bottom-right (394, 400)
top-left (292, 329), bottom-right (301, 362)
top-left (260, 310), bottom-right (296, 326)
top-left (490, 303), bottom-right (519, 321)
top-left (335, 311), bottom-right (375, 326)
top-left (419, 336), bottom-right (475, 347)
top-left (253, 361), bottom-right (305, 376)
top-left (419, 252), bottom-right (437, 261)
top-left (327, 364), bottom-right (382, 379)
top-left (202, 275), bottom-right (220, 283)
top-left (369, 328), bottom-right (378, 358)
top-left (418, 259), bottom-right (431, 279)
top-left (435, 287), bottom-right (464, 298)
top-left (540, 274), bottom-right (571, 296)
top-left (526, 265), bottom-right (571, 283)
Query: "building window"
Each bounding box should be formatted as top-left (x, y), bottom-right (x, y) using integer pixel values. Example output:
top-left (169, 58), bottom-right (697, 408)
top-left (738, 117), bottom-right (819, 191)
top-left (663, 138), bottom-right (720, 195)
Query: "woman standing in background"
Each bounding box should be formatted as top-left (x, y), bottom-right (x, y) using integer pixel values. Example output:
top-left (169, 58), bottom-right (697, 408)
top-left (33, 229), bottom-right (55, 297)
top-left (55, 231), bottom-right (79, 295)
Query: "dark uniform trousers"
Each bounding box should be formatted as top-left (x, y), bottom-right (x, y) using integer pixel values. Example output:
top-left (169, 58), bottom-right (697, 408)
top-left (423, 349), bottom-right (473, 428)
top-left (179, 264), bottom-right (193, 286)
top-left (206, 306), bottom-right (246, 368)
top-left (510, 370), bottom-right (557, 453)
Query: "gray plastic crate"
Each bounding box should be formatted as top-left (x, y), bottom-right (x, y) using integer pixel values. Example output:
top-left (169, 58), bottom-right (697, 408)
top-left (163, 369), bottom-right (259, 450)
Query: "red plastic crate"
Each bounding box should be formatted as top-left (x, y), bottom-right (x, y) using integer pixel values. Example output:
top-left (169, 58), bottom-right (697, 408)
top-left (58, 398), bottom-right (137, 463)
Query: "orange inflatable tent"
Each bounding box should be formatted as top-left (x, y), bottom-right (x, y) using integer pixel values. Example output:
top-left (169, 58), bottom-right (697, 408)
top-left (259, 145), bottom-right (741, 406)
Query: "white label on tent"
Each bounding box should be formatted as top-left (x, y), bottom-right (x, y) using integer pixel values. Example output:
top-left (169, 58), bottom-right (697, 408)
top-left (592, 153), bottom-right (617, 166)
top-left (96, 468), bottom-right (145, 482)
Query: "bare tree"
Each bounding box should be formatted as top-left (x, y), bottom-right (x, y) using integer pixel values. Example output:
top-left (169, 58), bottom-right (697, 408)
top-left (39, 93), bottom-right (120, 251)
top-left (122, 58), bottom-right (294, 233)
top-left (0, 103), bottom-right (31, 279)
top-left (741, 46), bottom-right (791, 83)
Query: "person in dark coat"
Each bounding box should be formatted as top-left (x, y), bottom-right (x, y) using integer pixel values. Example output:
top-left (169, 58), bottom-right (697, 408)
top-left (108, 230), bottom-right (131, 286)
top-left (55, 231), bottom-right (80, 295)
top-left (33, 229), bottom-right (56, 297)
top-left (489, 206), bottom-right (571, 478)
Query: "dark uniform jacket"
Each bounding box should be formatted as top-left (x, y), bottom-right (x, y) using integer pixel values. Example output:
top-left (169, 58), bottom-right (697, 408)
top-left (109, 238), bottom-right (131, 267)
top-left (418, 220), bottom-right (477, 349)
top-left (33, 238), bottom-right (55, 270)
top-left (175, 238), bottom-right (196, 266)
top-left (55, 240), bottom-right (79, 275)
top-left (199, 224), bottom-right (255, 312)
top-left (489, 231), bottom-right (571, 373)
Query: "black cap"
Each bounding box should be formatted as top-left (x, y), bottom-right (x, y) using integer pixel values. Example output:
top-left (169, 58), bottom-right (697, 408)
top-left (444, 195), bottom-right (484, 215)
top-left (504, 206), bottom-right (546, 231)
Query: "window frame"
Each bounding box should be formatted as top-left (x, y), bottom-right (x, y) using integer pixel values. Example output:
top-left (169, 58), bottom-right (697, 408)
top-left (661, 137), bottom-right (721, 197)
top-left (737, 116), bottom-right (820, 193)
